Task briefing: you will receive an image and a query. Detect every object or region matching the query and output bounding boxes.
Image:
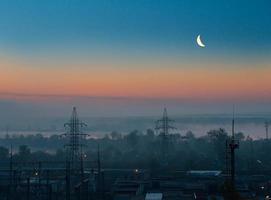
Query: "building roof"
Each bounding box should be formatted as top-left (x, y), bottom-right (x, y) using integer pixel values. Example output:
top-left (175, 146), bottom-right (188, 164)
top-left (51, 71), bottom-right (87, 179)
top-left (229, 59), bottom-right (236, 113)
top-left (145, 193), bottom-right (163, 200)
top-left (187, 170), bottom-right (222, 177)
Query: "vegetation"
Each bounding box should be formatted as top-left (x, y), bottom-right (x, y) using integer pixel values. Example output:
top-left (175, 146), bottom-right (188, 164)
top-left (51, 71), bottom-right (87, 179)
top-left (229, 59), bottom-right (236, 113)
top-left (0, 129), bottom-right (270, 172)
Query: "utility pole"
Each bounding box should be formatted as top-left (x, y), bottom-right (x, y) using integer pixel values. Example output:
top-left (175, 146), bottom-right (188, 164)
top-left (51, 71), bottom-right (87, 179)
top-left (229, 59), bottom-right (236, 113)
top-left (97, 144), bottom-right (102, 199)
top-left (9, 145), bottom-right (13, 186)
top-left (27, 177), bottom-right (30, 200)
top-left (66, 161), bottom-right (71, 200)
top-left (46, 170), bottom-right (52, 200)
top-left (265, 121), bottom-right (269, 140)
top-left (6, 125), bottom-right (9, 137)
top-left (80, 144), bottom-right (84, 182)
top-left (8, 145), bottom-right (13, 200)
top-left (38, 161), bottom-right (42, 189)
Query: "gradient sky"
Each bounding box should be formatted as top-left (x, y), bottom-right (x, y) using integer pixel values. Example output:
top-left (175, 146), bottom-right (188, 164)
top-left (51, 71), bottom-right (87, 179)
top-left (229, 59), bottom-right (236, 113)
top-left (0, 0), bottom-right (271, 117)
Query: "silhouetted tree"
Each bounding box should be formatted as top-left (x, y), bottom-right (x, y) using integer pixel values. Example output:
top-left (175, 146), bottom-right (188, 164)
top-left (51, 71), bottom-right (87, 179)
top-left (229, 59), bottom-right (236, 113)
top-left (235, 132), bottom-right (245, 141)
top-left (146, 129), bottom-right (155, 139)
top-left (18, 145), bottom-right (31, 161)
top-left (207, 128), bottom-right (229, 168)
top-left (125, 130), bottom-right (139, 147)
top-left (0, 146), bottom-right (9, 160)
top-left (110, 131), bottom-right (122, 140)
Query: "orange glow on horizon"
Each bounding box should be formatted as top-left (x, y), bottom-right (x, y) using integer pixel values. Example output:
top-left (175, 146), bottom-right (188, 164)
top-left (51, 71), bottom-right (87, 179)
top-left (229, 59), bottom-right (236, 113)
top-left (1, 57), bottom-right (271, 101)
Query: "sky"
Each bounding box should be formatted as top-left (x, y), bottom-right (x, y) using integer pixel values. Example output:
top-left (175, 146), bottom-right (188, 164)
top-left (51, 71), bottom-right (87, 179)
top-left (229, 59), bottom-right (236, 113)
top-left (0, 0), bottom-right (271, 119)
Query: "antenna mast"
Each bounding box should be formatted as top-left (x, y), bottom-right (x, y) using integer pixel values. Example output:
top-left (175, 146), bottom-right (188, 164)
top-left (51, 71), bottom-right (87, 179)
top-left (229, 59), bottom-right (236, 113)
top-left (226, 105), bottom-right (239, 188)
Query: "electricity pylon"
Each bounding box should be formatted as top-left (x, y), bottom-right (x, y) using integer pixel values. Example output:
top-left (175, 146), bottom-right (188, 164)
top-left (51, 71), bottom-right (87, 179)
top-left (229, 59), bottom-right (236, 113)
top-left (155, 108), bottom-right (176, 164)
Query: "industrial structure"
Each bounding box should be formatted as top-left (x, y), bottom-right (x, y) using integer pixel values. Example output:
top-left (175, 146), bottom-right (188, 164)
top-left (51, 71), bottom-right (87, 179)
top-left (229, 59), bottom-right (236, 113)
top-left (225, 108), bottom-right (239, 189)
top-left (0, 107), bottom-right (105, 200)
top-left (63, 107), bottom-right (88, 170)
top-left (265, 121), bottom-right (270, 140)
top-left (155, 108), bottom-right (176, 164)
top-left (1, 107), bottom-right (271, 199)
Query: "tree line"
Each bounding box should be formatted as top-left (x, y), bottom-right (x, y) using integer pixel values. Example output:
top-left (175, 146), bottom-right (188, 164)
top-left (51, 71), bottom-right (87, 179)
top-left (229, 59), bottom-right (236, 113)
top-left (0, 129), bottom-right (270, 172)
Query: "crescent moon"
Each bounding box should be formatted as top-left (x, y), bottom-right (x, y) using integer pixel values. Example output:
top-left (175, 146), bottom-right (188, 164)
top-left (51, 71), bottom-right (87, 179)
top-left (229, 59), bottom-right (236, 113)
top-left (196, 35), bottom-right (205, 48)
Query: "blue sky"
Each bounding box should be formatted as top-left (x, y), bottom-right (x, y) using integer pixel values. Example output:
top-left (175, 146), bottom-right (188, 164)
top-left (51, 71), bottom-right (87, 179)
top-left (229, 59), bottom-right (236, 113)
top-left (0, 0), bottom-right (270, 59)
top-left (0, 0), bottom-right (271, 120)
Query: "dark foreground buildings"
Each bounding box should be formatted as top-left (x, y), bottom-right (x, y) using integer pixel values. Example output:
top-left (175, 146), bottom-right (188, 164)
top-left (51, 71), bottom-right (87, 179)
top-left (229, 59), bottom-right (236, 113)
top-left (0, 108), bottom-right (271, 200)
top-left (1, 163), bottom-right (271, 200)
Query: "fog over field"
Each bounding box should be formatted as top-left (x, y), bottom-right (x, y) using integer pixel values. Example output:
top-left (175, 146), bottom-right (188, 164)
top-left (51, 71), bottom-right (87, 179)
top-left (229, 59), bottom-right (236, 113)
top-left (0, 95), bottom-right (270, 138)
top-left (0, 98), bottom-right (271, 138)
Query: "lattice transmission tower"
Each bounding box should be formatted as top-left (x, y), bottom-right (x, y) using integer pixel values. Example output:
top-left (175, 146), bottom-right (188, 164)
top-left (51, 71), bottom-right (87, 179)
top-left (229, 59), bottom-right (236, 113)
top-left (155, 108), bottom-right (176, 163)
top-left (63, 107), bottom-right (88, 168)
